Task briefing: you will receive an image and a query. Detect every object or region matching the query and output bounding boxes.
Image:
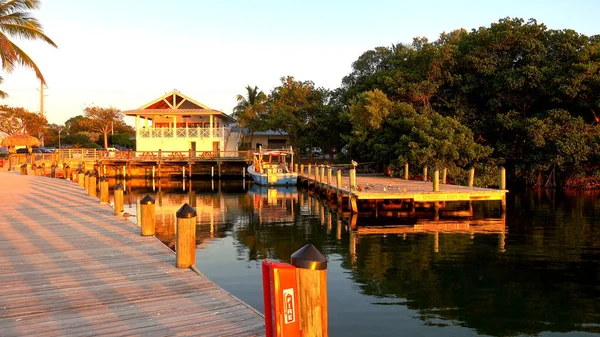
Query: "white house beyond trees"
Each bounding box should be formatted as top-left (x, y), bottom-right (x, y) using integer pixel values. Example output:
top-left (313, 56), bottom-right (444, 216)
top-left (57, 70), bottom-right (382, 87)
top-left (122, 90), bottom-right (237, 154)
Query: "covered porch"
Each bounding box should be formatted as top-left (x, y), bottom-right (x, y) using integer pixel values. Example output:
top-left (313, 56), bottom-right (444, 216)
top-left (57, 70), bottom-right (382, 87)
top-left (123, 90), bottom-right (236, 153)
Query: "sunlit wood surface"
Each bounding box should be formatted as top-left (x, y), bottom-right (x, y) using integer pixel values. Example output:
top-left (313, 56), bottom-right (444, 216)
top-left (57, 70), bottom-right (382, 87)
top-left (300, 174), bottom-right (507, 201)
top-left (0, 172), bottom-right (265, 337)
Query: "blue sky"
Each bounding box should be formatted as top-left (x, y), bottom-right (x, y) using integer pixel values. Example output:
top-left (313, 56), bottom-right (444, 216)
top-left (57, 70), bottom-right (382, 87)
top-left (2, 0), bottom-right (599, 126)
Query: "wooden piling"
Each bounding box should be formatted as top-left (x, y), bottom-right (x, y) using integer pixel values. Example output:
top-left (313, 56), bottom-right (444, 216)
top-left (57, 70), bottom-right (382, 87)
top-left (176, 204), bottom-right (197, 268)
top-left (77, 169), bottom-right (85, 187)
top-left (349, 168), bottom-right (358, 213)
top-left (99, 177), bottom-right (109, 204)
top-left (499, 166), bottom-right (507, 212)
top-left (336, 169), bottom-right (343, 206)
top-left (404, 163), bottom-right (409, 180)
top-left (88, 173), bottom-right (97, 198)
top-left (433, 168), bottom-right (439, 192)
top-left (442, 168), bottom-right (447, 184)
top-left (84, 171), bottom-right (90, 192)
top-left (114, 183), bottom-right (124, 216)
top-left (140, 195), bottom-right (156, 236)
top-left (64, 166), bottom-right (71, 180)
top-left (469, 167), bottom-right (475, 188)
top-left (423, 166), bottom-right (428, 182)
top-left (327, 167), bottom-right (332, 194)
top-left (51, 164), bottom-right (56, 178)
top-left (291, 244), bottom-right (328, 337)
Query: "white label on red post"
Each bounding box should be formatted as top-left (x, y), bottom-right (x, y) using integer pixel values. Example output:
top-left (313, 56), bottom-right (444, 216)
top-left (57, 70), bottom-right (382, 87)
top-left (283, 288), bottom-right (295, 324)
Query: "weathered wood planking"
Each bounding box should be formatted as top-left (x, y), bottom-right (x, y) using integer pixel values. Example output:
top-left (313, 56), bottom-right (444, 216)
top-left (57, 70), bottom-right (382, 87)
top-left (0, 172), bottom-right (265, 336)
top-left (300, 173), bottom-right (507, 202)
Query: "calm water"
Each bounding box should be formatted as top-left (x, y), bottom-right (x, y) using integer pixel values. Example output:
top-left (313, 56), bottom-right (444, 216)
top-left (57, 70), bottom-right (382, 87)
top-left (122, 179), bottom-right (600, 337)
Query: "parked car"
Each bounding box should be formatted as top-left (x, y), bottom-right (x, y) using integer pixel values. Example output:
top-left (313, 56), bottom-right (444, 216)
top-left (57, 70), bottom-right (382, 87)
top-left (15, 147), bottom-right (51, 154)
top-left (305, 147), bottom-right (323, 156)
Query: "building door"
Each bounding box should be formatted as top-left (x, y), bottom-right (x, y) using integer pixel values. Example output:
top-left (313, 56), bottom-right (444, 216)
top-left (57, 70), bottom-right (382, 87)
top-left (213, 141), bottom-right (219, 155)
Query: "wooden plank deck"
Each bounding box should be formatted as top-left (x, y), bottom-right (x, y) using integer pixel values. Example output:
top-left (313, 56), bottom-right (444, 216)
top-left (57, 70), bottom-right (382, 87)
top-left (0, 172), bottom-right (265, 337)
top-left (299, 173), bottom-right (507, 202)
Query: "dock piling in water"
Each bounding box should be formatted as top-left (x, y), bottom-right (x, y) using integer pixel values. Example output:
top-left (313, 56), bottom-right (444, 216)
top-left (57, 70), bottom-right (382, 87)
top-left (291, 244), bottom-right (328, 337)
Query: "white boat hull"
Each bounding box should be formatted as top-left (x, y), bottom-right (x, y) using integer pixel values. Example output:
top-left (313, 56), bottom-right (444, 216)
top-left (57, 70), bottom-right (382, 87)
top-left (247, 164), bottom-right (297, 186)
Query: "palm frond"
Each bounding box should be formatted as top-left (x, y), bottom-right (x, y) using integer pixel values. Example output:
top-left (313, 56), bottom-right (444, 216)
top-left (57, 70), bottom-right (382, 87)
top-left (10, 40), bottom-right (46, 83)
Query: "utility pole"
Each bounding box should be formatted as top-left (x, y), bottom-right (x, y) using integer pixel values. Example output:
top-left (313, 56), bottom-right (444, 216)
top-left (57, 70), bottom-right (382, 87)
top-left (39, 80), bottom-right (46, 147)
top-left (40, 80), bottom-right (44, 119)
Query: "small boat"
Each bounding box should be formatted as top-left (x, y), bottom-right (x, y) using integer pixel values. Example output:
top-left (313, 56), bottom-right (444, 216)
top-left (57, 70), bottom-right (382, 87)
top-left (247, 147), bottom-right (297, 186)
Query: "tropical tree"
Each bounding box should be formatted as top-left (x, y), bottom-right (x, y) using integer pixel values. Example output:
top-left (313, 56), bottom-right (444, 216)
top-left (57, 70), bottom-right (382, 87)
top-left (0, 104), bottom-right (45, 135)
top-left (0, 0), bottom-right (57, 98)
top-left (233, 85), bottom-right (267, 148)
top-left (266, 76), bottom-right (325, 151)
top-left (83, 106), bottom-right (122, 149)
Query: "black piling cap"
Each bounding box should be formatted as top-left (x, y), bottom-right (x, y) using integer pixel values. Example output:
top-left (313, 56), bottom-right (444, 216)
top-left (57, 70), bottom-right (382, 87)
top-left (114, 183), bottom-right (123, 190)
top-left (176, 203), bottom-right (197, 218)
top-left (99, 177), bottom-right (108, 182)
top-left (140, 195), bottom-right (155, 205)
top-left (85, 171), bottom-right (91, 176)
top-left (77, 168), bottom-right (83, 174)
top-left (291, 244), bottom-right (327, 270)
top-left (65, 165), bottom-right (70, 169)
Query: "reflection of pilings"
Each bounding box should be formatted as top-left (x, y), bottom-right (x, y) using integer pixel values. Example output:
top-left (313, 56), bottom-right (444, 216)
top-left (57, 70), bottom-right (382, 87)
top-left (349, 231), bottom-right (357, 267)
top-left (319, 203), bottom-right (324, 225)
top-left (327, 211), bottom-right (332, 234)
top-left (499, 231), bottom-right (506, 252)
top-left (158, 179), bottom-right (163, 206)
top-left (189, 190), bottom-right (196, 207)
top-left (434, 231), bottom-right (439, 253)
top-left (336, 220), bottom-right (342, 240)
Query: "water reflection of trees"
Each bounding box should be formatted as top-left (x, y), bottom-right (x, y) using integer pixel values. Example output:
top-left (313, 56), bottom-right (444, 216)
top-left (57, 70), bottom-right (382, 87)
top-left (345, 192), bottom-right (600, 336)
top-left (233, 189), bottom-right (600, 336)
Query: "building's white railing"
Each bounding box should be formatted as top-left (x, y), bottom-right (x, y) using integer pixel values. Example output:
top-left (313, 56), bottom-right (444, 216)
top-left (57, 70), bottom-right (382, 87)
top-left (138, 126), bottom-right (227, 140)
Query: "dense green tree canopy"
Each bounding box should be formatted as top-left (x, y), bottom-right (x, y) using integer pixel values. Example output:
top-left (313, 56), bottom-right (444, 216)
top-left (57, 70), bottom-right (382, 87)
top-left (265, 76), bottom-right (326, 151)
top-left (339, 17), bottom-right (600, 186)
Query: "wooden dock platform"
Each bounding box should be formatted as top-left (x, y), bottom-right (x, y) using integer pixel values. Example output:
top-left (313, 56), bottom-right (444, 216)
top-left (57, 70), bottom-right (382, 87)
top-left (298, 165), bottom-right (507, 214)
top-left (0, 172), bottom-right (265, 336)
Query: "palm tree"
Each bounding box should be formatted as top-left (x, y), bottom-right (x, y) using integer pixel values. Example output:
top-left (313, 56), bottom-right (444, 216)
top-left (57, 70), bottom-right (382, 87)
top-left (0, 0), bottom-right (57, 98)
top-left (233, 85), bottom-right (267, 148)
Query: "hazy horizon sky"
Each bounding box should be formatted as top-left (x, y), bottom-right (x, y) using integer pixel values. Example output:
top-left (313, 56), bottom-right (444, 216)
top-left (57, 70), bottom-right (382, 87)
top-left (1, 0), bottom-right (599, 126)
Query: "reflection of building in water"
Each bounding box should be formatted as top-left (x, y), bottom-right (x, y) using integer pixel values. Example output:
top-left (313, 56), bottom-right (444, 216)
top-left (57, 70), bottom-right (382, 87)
top-left (248, 184), bottom-right (297, 223)
top-left (133, 190), bottom-right (247, 250)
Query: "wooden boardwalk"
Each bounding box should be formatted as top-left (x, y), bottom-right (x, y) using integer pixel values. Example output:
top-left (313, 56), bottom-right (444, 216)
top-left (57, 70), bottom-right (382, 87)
top-left (0, 172), bottom-right (265, 336)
